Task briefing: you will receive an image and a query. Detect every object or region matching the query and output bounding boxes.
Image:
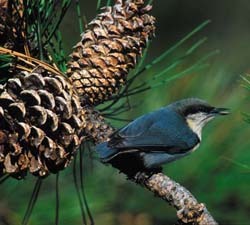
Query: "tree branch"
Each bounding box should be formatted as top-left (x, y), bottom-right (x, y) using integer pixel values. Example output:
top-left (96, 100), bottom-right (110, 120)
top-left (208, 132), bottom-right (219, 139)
top-left (144, 173), bottom-right (218, 225)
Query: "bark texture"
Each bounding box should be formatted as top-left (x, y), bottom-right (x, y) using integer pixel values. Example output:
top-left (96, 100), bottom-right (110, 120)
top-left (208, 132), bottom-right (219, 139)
top-left (145, 173), bottom-right (218, 225)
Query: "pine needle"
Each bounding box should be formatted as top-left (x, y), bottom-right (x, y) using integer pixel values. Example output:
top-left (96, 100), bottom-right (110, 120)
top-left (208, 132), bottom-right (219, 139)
top-left (55, 173), bottom-right (60, 225)
top-left (0, 47), bottom-right (65, 76)
top-left (145, 20), bottom-right (211, 70)
top-left (96, 0), bottom-right (102, 11)
top-left (75, 0), bottom-right (84, 33)
top-left (22, 178), bottom-right (42, 225)
top-left (79, 147), bottom-right (94, 225)
top-left (106, 0), bottom-right (112, 6)
top-left (73, 157), bottom-right (87, 225)
top-left (0, 175), bottom-right (10, 185)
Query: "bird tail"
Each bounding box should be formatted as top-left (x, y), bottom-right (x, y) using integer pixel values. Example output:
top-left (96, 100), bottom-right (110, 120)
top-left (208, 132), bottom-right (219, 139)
top-left (95, 142), bottom-right (117, 162)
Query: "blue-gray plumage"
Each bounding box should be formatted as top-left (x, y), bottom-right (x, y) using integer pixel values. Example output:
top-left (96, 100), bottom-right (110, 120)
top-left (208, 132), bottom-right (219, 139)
top-left (96, 98), bottom-right (229, 177)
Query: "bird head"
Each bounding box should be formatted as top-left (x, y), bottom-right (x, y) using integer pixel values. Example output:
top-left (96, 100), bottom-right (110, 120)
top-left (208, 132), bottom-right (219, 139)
top-left (171, 98), bottom-right (229, 139)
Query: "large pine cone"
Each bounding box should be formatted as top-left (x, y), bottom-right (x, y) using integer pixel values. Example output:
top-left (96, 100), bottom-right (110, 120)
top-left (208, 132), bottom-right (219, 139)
top-left (0, 67), bottom-right (87, 179)
top-left (67, 0), bottom-right (155, 106)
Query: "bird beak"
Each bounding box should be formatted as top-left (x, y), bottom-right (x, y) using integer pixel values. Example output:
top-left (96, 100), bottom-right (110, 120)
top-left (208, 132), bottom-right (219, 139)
top-left (210, 107), bottom-right (230, 116)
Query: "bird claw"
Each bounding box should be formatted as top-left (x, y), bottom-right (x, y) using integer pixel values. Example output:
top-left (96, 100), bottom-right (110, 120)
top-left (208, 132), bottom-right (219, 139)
top-left (134, 168), bottom-right (162, 184)
top-left (134, 171), bottom-right (150, 184)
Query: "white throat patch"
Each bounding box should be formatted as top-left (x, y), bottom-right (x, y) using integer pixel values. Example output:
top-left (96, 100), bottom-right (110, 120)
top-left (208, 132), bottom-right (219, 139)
top-left (186, 112), bottom-right (213, 140)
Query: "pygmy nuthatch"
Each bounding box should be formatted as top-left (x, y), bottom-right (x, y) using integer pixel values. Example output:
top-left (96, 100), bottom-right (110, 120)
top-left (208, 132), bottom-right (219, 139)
top-left (96, 98), bottom-right (229, 177)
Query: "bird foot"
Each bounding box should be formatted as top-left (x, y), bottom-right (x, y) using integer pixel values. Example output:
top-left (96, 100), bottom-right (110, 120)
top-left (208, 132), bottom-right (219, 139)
top-left (134, 167), bottom-right (162, 184)
top-left (134, 171), bottom-right (150, 184)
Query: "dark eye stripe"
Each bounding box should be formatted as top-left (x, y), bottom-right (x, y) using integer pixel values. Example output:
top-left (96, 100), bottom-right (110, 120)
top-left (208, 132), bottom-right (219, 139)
top-left (183, 104), bottom-right (214, 116)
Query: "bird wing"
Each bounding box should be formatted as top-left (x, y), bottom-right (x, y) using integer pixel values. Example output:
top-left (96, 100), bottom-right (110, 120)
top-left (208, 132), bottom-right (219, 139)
top-left (109, 108), bottom-right (199, 154)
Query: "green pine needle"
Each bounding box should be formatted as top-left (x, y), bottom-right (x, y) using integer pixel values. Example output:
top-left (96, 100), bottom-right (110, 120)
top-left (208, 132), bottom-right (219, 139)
top-left (0, 55), bottom-right (13, 83)
top-left (106, 0), bottom-right (112, 6)
top-left (150, 49), bottom-right (219, 88)
top-left (133, 43), bottom-right (151, 75)
top-left (75, 0), bottom-right (84, 33)
top-left (145, 20), bottom-right (211, 70)
top-left (153, 37), bottom-right (208, 80)
top-left (96, 0), bottom-right (102, 11)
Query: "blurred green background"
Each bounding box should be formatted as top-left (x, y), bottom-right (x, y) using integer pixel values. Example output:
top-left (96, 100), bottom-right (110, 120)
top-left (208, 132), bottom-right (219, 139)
top-left (1, 0), bottom-right (250, 225)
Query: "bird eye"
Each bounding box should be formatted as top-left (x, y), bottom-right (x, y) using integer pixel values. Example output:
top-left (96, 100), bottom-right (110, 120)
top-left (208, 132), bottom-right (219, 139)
top-left (200, 107), bottom-right (205, 112)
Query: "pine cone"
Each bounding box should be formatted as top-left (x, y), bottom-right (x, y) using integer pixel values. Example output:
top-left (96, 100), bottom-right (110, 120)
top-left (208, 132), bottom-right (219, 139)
top-left (0, 0), bottom-right (153, 179)
top-left (0, 0), bottom-right (8, 39)
top-left (0, 0), bottom-right (20, 49)
top-left (0, 0), bottom-right (8, 44)
top-left (0, 67), bottom-right (88, 179)
top-left (82, 108), bottom-right (114, 144)
top-left (67, 0), bottom-right (155, 106)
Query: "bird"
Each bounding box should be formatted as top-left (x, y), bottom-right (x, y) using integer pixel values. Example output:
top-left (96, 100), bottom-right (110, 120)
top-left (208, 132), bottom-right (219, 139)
top-left (96, 98), bottom-right (229, 178)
